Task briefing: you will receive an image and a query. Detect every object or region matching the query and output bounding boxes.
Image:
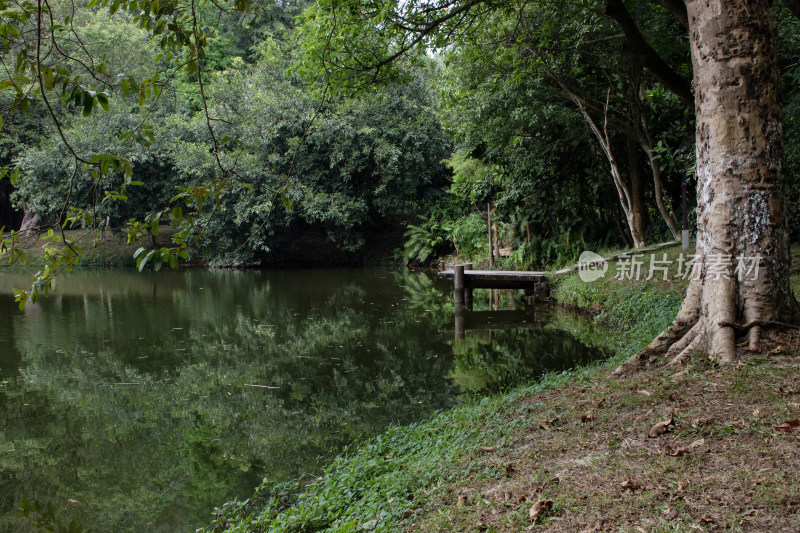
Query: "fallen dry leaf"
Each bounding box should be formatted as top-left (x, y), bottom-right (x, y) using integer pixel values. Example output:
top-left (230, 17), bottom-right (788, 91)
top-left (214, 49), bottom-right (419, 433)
top-left (581, 411), bottom-right (593, 423)
top-left (538, 417), bottom-right (558, 431)
top-left (665, 439), bottom-right (704, 457)
top-left (479, 446), bottom-right (495, 452)
top-left (596, 398), bottom-right (606, 408)
top-left (689, 438), bottom-right (705, 449)
top-left (664, 444), bottom-right (690, 456)
top-left (774, 418), bottom-right (800, 432)
top-left (529, 499), bottom-right (553, 522)
top-left (692, 417), bottom-right (713, 428)
top-left (457, 494), bottom-right (468, 507)
top-left (648, 416), bottom-right (675, 438)
top-left (621, 479), bottom-right (642, 491)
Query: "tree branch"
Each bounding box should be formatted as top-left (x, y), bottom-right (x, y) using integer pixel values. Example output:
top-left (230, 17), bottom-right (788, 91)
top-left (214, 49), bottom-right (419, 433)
top-left (604, 0), bottom-right (693, 107)
top-left (651, 0), bottom-right (688, 30)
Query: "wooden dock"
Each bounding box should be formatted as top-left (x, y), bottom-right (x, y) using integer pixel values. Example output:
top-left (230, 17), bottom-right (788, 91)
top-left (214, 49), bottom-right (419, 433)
top-left (438, 263), bottom-right (547, 304)
top-left (437, 268), bottom-right (545, 289)
top-left (438, 241), bottom-right (681, 305)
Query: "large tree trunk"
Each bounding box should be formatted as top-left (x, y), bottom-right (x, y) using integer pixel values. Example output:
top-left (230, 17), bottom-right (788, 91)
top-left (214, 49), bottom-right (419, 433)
top-left (19, 204), bottom-right (45, 234)
top-left (616, 0), bottom-right (799, 372)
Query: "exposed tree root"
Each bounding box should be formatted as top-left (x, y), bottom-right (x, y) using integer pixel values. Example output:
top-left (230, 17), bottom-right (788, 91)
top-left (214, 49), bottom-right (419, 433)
top-left (665, 319), bottom-right (703, 366)
top-left (613, 316), bottom-right (800, 378)
top-left (718, 320), bottom-right (800, 333)
top-left (611, 320), bottom-right (695, 376)
top-left (667, 322), bottom-right (704, 366)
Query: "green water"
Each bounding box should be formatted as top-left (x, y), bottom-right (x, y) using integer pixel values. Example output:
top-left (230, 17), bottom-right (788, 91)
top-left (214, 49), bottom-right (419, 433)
top-left (0, 268), bottom-right (606, 531)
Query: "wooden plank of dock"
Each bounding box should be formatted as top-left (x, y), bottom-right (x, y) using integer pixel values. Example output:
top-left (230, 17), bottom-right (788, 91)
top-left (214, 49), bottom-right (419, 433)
top-left (437, 269), bottom-right (545, 289)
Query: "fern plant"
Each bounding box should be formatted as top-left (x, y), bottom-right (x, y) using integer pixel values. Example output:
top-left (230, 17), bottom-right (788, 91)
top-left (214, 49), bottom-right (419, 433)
top-left (400, 218), bottom-right (454, 264)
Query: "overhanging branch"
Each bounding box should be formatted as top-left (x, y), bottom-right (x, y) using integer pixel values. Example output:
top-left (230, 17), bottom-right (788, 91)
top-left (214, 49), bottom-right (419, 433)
top-left (651, 0), bottom-right (688, 30)
top-left (604, 0), bottom-right (693, 107)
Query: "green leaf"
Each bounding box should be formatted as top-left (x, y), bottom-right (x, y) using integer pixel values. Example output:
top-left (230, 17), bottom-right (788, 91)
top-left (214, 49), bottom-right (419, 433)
top-left (82, 91), bottom-right (93, 116)
top-left (137, 249), bottom-right (155, 271)
top-left (96, 92), bottom-right (110, 111)
top-left (41, 67), bottom-right (54, 90)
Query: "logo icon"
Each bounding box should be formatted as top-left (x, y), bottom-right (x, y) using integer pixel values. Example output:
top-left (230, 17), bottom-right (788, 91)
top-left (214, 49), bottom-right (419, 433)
top-left (577, 251), bottom-right (608, 282)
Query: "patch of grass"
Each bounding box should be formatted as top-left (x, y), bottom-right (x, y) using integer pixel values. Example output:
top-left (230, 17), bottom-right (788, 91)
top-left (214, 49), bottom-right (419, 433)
top-left (4, 228), bottom-right (173, 268)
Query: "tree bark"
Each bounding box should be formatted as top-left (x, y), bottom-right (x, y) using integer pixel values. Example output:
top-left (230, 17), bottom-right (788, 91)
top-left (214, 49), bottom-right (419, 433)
top-left (493, 221), bottom-right (499, 258)
top-left (19, 204), bottom-right (45, 234)
top-left (627, 136), bottom-right (647, 245)
top-left (613, 204), bottom-right (634, 248)
top-left (616, 0), bottom-right (799, 373)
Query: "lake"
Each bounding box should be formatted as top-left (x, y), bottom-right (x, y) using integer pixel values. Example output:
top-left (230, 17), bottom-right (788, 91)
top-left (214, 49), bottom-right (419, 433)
top-left (0, 268), bottom-right (607, 531)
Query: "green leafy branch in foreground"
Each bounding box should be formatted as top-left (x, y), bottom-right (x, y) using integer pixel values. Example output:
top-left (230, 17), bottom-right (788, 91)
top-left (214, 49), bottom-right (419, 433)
top-left (0, 0), bottom-right (274, 297)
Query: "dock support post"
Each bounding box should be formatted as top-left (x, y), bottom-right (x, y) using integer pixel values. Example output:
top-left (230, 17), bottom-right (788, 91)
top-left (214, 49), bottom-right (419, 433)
top-left (454, 305), bottom-right (465, 340)
top-left (454, 264), bottom-right (465, 305)
top-left (463, 263), bottom-right (473, 305)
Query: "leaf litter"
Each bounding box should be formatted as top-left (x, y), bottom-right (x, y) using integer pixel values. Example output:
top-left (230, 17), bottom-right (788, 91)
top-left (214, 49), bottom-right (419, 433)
top-left (409, 348), bottom-right (800, 532)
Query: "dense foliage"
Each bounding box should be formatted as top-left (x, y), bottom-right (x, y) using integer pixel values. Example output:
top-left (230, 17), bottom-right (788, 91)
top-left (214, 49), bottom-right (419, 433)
top-left (1, 0), bottom-right (799, 278)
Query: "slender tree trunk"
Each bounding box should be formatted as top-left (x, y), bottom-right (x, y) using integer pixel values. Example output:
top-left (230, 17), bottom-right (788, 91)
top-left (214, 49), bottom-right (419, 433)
top-left (613, 204), bottom-right (633, 248)
top-left (627, 137), bottom-right (647, 244)
top-left (487, 203), bottom-right (495, 267)
top-left (617, 0), bottom-right (799, 372)
top-left (493, 221), bottom-right (499, 258)
top-left (569, 91), bottom-right (645, 248)
top-left (525, 221), bottom-right (533, 248)
top-left (629, 63), bottom-right (681, 241)
top-left (545, 67), bottom-right (646, 249)
top-left (640, 138), bottom-right (681, 240)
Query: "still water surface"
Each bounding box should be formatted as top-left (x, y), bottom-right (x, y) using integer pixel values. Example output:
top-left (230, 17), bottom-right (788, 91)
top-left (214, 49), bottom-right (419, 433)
top-left (0, 268), bottom-right (606, 531)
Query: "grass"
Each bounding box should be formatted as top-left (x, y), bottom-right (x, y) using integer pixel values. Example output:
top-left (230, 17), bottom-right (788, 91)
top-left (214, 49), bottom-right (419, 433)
top-left (202, 243), bottom-right (800, 532)
top-left (3, 228), bottom-right (172, 268)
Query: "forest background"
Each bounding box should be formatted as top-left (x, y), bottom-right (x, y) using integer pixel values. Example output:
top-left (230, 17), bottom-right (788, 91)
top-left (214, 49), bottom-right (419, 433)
top-left (1, 0), bottom-right (799, 274)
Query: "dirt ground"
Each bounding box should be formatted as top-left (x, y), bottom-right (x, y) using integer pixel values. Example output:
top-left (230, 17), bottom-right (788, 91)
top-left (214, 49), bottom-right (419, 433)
top-left (409, 332), bottom-right (800, 532)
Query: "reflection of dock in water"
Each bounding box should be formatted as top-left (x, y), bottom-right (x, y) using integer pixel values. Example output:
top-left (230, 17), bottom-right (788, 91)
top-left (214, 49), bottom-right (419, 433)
top-left (453, 305), bottom-right (545, 340)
